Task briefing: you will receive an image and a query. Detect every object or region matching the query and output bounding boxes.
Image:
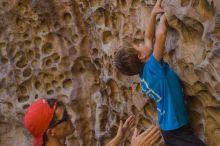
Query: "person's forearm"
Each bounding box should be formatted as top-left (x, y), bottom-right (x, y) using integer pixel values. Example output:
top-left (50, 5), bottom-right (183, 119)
top-left (153, 17), bottom-right (167, 61)
top-left (143, 0), bottom-right (163, 56)
top-left (105, 137), bottom-right (121, 146)
top-left (145, 12), bottom-right (157, 43)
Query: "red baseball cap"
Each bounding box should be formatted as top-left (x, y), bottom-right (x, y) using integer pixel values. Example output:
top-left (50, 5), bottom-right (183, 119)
top-left (23, 99), bottom-right (57, 146)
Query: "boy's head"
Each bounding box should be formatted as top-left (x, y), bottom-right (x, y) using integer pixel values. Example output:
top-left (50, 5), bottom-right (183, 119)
top-left (23, 98), bottom-right (74, 146)
top-left (114, 44), bottom-right (150, 76)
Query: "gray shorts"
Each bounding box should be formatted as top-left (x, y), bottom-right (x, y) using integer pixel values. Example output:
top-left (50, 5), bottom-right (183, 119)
top-left (161, 124), bottom-right (206, 146)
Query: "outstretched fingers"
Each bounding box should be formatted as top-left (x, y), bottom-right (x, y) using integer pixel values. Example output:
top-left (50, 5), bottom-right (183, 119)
top-left (123, 116), bottom-right (133, 127)
top-left (123, 116), bottom-right (135, 129)
top-left (140, 125), bottom-right (154, 137)
top-left (148, 130), bottom-right (161, 145)
top-left (128, 116), bottom-right (136, 128)
top-left (142, 126), bottom-right (159, 140)
top-left (142, 126), bottom-right (160, 144)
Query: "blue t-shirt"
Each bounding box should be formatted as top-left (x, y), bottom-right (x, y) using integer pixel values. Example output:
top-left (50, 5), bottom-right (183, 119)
top-left (139, 55), bottom-right (189, 131)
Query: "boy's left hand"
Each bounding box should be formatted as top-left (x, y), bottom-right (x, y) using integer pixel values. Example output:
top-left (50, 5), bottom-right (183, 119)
top-left (152, 0), bottom-right (164, 15)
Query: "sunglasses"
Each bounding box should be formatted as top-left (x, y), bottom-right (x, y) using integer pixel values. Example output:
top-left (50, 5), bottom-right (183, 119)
top-left (49, 108), bottom-right (69, 128)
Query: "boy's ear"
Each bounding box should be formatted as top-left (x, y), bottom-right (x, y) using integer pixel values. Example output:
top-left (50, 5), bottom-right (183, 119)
top-left (46, 128), bottom-right (55, 137)
top-left (138, 54), bottom-right (146, 60)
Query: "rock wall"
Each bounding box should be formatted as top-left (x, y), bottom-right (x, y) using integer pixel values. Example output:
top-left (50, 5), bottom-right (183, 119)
top-left (0, 0), bottom-right (219, 146)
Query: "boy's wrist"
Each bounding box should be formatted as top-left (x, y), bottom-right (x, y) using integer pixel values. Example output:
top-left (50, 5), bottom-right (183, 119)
top-left (151, 11), bottom-right (157, 17)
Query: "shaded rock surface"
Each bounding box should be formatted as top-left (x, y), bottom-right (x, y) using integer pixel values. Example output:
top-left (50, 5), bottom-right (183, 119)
top-left (0, 0), bottom-right (219, 146)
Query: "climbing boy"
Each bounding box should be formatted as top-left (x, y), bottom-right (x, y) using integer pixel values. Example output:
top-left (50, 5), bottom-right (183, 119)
top-left (114, 0), bottom-right (206, 145)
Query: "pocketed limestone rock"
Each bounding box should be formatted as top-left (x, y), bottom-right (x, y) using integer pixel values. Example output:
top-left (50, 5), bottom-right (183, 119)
top-left (0, 0), bottom-right (219, 146)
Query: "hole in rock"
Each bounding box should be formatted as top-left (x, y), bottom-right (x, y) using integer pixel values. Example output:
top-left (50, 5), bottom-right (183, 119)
top-left (23, 104), bottom-right (30, 110)
top-left (47, 90), bottom-right (54, 95)
top-left (18, 95), bottom-right (29, 103)
top-left (103, 31), bottom-right (113, 44)
top-left (63, 12), bottom-right (72, 22)
top-left (34, 81), bottom-right (41, 90)
top-left (42, 43), bottom-right (53, 55)
top-left (23, 68), bottom-right (32, 77)
top-left (63, 79), bottom-right (72, 89)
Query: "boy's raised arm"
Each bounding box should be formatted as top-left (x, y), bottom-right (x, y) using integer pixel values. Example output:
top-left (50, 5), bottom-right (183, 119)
top-left (153, 14), bottom-right (167, 61)
top-left (144, 0), bottom-right (164, 52)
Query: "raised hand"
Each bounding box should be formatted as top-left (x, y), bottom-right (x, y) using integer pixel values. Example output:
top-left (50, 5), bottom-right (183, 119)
top-left (115, 115), bottom-right (136, 142)
top-left (152, 0), bottom-right (164, 15)
top-left (105, 115), bottom-right (136, 146)
top-left (130, 125), bottom-right (161, 146)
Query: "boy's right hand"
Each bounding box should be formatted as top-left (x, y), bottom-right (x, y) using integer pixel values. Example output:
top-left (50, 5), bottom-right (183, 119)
top-left (152, 0), bottom-right (164, 15)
